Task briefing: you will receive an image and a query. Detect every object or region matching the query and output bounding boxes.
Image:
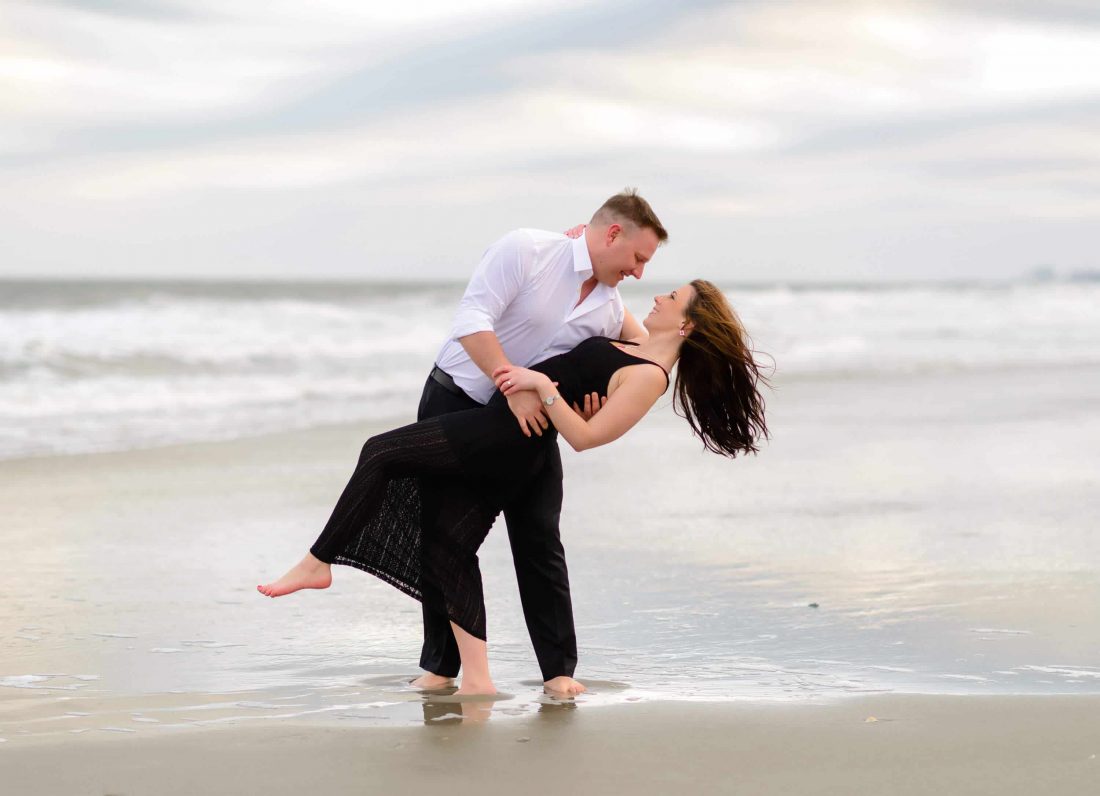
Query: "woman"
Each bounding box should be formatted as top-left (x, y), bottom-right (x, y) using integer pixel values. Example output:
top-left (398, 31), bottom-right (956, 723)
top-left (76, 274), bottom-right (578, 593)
top-left (257, 280), bottom-right (769, 695)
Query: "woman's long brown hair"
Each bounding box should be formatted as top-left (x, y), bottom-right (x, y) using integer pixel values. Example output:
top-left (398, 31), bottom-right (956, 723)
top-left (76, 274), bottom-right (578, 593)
top-left (673, 280), bottom-right (771, 457)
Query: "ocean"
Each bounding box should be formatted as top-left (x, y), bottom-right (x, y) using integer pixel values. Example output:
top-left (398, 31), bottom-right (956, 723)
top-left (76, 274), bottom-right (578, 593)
top-left (3, 278), bottom-right (1097, 460)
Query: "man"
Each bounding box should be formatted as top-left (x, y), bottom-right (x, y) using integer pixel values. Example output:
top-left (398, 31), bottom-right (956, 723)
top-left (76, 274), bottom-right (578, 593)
top-left (412, 189), bottom-right (668, 696)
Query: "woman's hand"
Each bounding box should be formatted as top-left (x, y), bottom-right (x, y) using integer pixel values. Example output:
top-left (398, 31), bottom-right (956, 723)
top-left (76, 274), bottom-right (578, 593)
top-left (492, 365), bottom-right (555, 396)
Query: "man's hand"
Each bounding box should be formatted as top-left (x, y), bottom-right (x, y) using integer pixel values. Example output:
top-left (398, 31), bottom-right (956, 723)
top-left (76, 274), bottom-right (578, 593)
top-left (505, 390), bottom-right (549, 438)
top-left (563, 224), bottom-right (586, 239)
top-left (492, 365), bottom-right (551, 395)
top-left (572, 392), bottom-right (607, 420)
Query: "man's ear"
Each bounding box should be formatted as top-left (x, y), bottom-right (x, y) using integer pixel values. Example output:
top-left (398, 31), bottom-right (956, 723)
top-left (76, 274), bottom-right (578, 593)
top-left (605, 223), bottom-right (622, 245)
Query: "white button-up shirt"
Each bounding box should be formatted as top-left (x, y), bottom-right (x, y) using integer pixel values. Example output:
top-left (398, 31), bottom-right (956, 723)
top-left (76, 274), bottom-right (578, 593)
top-left (435, 228), bottom-right (625, 404)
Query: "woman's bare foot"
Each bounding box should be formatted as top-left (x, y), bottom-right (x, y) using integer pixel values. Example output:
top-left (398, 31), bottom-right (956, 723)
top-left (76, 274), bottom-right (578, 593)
top-left (455, 678), bottom-right (497, 696)
top-left (410, 672), bottom-right (456, 689)
top-left (544, 676), bottom-right (586, 696)
top-left (448, 620), bottom-right (495, 696)
top-left (257, 553), bottom-right (332, 597)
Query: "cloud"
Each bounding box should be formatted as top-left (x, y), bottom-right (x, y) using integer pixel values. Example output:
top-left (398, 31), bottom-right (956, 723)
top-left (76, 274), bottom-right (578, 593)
top-left (1, 0), bottom-right (706, 161)
top-left (1, 0), bottom-right (1098, 281)
top-left (28, 0), bottom-right (206, 22)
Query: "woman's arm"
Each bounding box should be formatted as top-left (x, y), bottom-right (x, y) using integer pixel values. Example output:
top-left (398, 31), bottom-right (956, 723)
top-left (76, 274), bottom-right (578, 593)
top-left (493, 366), bottom-right (666, 452)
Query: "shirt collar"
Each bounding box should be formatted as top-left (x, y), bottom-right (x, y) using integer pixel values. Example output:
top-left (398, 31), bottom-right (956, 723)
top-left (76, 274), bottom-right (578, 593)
top-left (568, 234), bottom-right (619, 316)
top-left (571, 234), bottom-right (594, 275)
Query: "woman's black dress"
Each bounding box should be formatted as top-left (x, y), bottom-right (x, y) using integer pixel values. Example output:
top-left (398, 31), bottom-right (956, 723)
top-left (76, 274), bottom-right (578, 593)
top-left (308, 336), bottom-right (669, 641)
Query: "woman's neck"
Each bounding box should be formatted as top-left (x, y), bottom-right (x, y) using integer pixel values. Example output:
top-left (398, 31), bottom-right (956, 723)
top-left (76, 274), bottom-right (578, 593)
top-left (620, 330), bottom-right (681, 373)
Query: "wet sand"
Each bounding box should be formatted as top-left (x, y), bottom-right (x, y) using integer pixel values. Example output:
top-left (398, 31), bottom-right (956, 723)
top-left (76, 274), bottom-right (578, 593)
top-left (3, 695), bottom-right (1099, 795)
top-left (3, 366), bottom-right (1100, 703)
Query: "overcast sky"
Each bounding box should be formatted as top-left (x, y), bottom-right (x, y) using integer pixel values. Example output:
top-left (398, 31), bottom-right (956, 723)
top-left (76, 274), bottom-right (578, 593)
top-left (3, 0), bottom-right (1098, 282)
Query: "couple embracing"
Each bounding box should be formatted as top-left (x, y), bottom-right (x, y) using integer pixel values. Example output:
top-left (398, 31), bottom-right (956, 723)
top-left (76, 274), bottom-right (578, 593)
top-left (258, 189), bottom-right (769, 696)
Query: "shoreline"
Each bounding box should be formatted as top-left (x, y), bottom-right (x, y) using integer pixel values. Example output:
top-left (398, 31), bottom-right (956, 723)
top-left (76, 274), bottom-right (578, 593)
top-left (5, 358), bottom-right (1098, 467)
top-left (0, 410), bottom-right (404, 469)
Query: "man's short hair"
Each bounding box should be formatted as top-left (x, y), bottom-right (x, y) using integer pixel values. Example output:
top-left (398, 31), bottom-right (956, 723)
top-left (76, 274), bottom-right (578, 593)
top-left (591, 188), bottom-right (668, 243)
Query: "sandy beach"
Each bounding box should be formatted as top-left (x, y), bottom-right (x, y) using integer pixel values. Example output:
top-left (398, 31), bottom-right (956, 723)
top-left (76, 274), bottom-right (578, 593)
top-left (4, 696), bottom-right (1099, 795)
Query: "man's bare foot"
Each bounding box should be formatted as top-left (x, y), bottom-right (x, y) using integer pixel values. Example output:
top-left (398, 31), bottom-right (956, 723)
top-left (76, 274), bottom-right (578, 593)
top-left (410, 673), bottom-right (456, 689)
top-left (544, 676), bottom-right (586, 696)
top-left (455, 678), bottom-right (497, 696)
top-left (257, 554), bottom-right (332, 597)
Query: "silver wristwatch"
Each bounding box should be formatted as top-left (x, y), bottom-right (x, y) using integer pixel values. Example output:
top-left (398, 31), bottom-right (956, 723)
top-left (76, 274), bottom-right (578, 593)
top-left (543, 394), bottom-right (559, 407)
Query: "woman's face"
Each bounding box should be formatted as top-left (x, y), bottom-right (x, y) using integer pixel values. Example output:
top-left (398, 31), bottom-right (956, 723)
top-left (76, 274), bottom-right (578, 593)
top-left (644, 283), bottom-right (696, 332)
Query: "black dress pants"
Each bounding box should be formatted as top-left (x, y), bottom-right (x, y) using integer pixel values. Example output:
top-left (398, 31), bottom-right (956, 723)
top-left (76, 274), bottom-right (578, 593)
top-left (415, 371), bottom-right (578, 681)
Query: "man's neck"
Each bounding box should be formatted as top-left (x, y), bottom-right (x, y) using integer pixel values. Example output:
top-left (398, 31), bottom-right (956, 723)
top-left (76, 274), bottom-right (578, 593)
top-left (574, 275), bottom-right (599, 309)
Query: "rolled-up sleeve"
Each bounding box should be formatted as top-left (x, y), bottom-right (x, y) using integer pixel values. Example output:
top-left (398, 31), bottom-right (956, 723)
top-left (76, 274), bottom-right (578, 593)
top-left (449, 231), bottom-right (529, 341)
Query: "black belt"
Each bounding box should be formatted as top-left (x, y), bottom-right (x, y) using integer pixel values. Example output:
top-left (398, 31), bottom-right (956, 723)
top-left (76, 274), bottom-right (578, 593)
top-left (429, 365), bottom-right (465, 397)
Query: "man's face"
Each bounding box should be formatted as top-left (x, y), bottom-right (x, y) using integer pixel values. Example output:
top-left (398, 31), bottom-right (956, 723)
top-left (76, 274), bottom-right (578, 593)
top-left (593, 224), bottom-right (660, 287)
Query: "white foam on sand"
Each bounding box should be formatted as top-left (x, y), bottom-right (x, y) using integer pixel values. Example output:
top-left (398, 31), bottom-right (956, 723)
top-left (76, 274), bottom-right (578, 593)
top-left (939, 674), bottom-right (991, 682)
top-left (1021, 665), bottom-right (1100, 680)
top-left (0, 675), bottom-right (50, 688)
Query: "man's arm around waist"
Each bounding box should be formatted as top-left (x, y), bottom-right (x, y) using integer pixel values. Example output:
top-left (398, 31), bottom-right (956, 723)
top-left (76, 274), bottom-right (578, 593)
top-left (458, 331), bottom-right (549, 438)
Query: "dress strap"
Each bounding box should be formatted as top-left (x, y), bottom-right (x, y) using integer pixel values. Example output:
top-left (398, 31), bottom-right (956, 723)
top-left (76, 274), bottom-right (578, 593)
top-left (610, 338), bottom-right (671, 385)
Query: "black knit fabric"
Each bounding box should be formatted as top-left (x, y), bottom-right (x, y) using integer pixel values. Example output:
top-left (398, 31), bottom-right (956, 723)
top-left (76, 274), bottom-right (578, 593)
top-left (309, 419), bottom-right (505, 640)
top-left (308, 337), bottom-right (669, 641)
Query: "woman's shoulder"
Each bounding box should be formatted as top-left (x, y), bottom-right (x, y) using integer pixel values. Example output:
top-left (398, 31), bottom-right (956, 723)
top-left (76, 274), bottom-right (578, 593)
top-left (618, 360), bottom-right (669, 393)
